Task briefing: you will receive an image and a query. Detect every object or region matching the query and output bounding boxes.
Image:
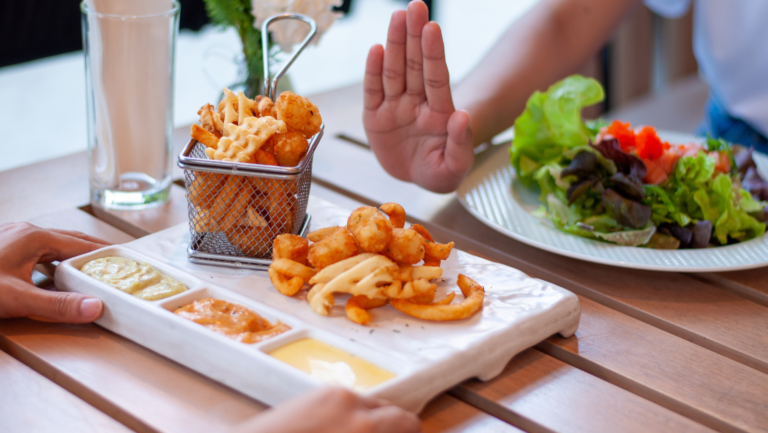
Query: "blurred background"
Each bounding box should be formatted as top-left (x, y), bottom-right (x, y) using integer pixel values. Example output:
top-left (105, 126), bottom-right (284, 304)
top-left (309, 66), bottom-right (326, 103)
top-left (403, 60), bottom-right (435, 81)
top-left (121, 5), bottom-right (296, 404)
top-left (0, 0), bottom-right (703, 172)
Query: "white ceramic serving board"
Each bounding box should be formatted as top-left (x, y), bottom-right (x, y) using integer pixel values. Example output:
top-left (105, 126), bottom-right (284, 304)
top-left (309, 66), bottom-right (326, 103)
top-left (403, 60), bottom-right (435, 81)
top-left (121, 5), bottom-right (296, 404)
top-left (55, 196), bottom-right (581, 413)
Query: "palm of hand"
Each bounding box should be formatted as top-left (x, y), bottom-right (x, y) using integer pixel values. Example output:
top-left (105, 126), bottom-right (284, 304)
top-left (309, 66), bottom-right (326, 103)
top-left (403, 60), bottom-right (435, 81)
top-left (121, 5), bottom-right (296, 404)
top-left (363, 2), bottom-right (473, 193)
top-left (366, 96), bottom-right (454, 179)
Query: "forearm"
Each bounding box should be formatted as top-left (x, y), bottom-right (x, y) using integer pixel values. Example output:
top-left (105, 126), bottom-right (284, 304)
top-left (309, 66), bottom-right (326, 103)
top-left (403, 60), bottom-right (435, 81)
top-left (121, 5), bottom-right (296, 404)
top-left (453, 0), bottom-right (641, 145)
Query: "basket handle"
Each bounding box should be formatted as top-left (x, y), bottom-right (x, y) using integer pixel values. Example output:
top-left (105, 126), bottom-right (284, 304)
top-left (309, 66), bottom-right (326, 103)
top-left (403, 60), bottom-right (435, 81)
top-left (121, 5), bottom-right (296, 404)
top-left (261, 13), bottom-right (318, 101)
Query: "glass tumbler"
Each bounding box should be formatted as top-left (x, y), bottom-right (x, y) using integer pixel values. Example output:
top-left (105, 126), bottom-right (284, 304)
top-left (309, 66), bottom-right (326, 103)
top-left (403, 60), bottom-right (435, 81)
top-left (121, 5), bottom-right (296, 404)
top-left (81, 1), bottom-right (180, 209)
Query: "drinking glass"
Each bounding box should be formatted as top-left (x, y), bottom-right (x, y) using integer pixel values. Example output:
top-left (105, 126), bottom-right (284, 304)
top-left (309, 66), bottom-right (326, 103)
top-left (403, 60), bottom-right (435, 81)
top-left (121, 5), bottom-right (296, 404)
top-left (81, 0), bottom-right (180, 209)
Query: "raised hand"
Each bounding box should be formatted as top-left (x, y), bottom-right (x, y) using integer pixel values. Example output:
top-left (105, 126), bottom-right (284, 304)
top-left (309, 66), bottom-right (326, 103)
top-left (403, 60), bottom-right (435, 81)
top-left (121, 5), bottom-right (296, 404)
top-left (0, 223), bottom-right (108, 323)
top-left (363, 1), bottom-right (474, 193)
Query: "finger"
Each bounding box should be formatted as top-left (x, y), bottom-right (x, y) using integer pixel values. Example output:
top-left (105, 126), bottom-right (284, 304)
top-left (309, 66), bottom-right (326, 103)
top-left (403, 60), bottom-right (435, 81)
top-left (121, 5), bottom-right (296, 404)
top-left (364, 44), bottom-right (385, 110)
top-left (422, 22), bottom-right (454, 113)
top-left (382, 10), bottom-right (407, 98)
top-left (369, 405), bottom-right (421, 433)
top-left (405, 1), bottom-right (429, 97)
top-left (36, 230), bottom-right (108, 264)
top-left (3, 281), bottom-right (103, 323)
top-left (356, 394), bottom-right (393, 410)
top-left (48, 229), bottom-right (112, 246)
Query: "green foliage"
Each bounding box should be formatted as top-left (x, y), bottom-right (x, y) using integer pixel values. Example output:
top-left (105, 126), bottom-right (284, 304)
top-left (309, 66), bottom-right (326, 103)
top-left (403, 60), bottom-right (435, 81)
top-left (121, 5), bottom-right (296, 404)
top-left (203, 0), bottom-right (265, 96)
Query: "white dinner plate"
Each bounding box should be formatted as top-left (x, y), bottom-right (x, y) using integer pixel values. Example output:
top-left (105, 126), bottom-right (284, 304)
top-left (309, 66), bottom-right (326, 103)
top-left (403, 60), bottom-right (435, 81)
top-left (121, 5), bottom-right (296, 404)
top-left (456, 132), bottom-right (768, 272)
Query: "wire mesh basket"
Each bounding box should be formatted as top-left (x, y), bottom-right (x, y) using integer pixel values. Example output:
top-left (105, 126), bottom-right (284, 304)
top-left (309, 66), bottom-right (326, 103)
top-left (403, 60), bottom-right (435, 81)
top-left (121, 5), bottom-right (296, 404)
top-left (177, 13), bottom-right (320, 270)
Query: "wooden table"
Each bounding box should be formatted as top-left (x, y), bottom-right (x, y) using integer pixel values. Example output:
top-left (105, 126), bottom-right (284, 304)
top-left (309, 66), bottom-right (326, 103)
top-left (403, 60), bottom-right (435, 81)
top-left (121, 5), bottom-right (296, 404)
top-left (3, 83), bottom-right (767, 433)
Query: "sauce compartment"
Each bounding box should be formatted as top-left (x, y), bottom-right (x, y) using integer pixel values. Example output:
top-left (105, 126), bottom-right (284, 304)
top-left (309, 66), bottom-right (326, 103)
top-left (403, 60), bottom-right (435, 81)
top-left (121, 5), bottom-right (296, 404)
top-left (64, 246), bottom-right (202, 299)
top-left (257, 329), bottom-right (407, 393)
top-left (159, 286), bottom-right (303, 329)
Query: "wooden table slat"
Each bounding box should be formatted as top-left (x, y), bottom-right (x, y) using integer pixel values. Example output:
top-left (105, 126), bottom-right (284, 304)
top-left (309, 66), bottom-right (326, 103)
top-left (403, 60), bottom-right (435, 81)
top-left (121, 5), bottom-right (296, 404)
top-left (459, 349), bottom-right (714, 433)
top-left (0, 349), bottom-right (131, 433)
top-left (420, 394), bottom-right (524, 433)
top-left (539, 296), bottom-right (768, 432)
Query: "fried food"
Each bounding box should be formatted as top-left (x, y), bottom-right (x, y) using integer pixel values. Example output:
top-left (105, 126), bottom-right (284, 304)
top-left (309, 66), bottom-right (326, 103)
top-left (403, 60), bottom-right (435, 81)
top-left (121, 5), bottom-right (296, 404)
top-left (409, 224), bottom-right (453, 265)
top-left (380, 203), bottom-right (406, 229)
top-left (192, 88), bottom-right (320, 170)
top-left (345, 295), bottom-right (389, 325)
top-left (432, 292), bottom-right (456, 306)
top-left (410, 224), bottom-right (434, 242)
top-left (227, 226), bottom-right (271, 257)
top-left (346, 296), bottom-right (372, 325)
top-left (273, 233), bottom-right (309, 265)
top-left (307, 227), bottom-right (359, 269)
top-left (191, 125), bottom-right (221, 152)
top-left (310, 253), bottom-right (377, 285)
top-left (390, 274), bottom-right (484, 321)
top-left (271, 258), bottom-right (316, 281)
top-left (198, 103), bottom-right (223, 137)
top-left (395, 265), bottom-right (442, 282)
top-left (187, 172), bottom-right (222, 211)
top-left (347, 206), bottom-right (393, 253)
top-left (424, 241), bottom-right (454, 260)
top-left (252, 149), bottom-right (279, 165)
top-left (237, 91), bottom-right (257, 125)
top-left (265, 183), bottom-right (293, 233)
top-left (307, 226), bottom-right (342, 243)
top-left (221, 88), bottom-right (239, 125)
top-left (244, 207), bottom-right (269, 228)
top-left (309, 255), bottom-right (395, 316)
top-left (401, 279), bottom-right (437, 304)
top-left (206, 116), bottom-right (287, 162)
top-left (209, 176), bottom-right (242, 224)
top-left (272, 131), bottom-right (309, 167)
top-left (268, 268), bottom-right (304, 296)
top-left (256, 96), bottom-right (275, 117)
top-left (266, 202), bottom-right (482, 325)
top-left (385, 227), bottom-right (425, 265)
top-left (274, 91), bottom-right (322, 138)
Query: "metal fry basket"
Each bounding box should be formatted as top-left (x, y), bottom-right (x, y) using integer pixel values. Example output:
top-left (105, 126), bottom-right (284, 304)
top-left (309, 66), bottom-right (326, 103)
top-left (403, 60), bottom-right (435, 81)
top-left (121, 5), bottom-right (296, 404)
top-left (178, 13), bottom-right (320, 270)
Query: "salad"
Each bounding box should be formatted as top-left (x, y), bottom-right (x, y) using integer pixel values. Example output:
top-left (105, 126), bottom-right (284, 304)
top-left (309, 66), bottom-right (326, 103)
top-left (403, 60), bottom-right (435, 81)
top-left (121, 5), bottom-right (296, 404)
top-left (510, 75), bottom-right (768, 249)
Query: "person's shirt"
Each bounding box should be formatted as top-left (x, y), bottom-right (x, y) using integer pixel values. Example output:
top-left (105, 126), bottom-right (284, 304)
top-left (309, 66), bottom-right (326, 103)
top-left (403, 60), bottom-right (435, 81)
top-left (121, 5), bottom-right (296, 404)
top-left (645, 0), bottom-right (768, 138)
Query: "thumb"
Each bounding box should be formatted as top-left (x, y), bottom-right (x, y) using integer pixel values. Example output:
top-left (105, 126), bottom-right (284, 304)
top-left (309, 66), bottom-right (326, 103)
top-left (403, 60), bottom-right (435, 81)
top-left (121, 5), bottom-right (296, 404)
top-left (12, 283), bottom-right (103, 323)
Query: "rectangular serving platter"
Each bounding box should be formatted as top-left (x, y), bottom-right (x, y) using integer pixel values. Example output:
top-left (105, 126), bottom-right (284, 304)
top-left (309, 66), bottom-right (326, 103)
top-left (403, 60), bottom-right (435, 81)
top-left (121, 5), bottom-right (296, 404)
top-left (54, 196), bottom-right (581, 412)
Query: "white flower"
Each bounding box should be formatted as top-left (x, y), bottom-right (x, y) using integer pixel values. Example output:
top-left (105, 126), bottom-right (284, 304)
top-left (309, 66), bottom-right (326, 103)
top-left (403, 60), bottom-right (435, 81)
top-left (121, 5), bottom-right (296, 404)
top-left (252, 0), bottom-right (343, 52)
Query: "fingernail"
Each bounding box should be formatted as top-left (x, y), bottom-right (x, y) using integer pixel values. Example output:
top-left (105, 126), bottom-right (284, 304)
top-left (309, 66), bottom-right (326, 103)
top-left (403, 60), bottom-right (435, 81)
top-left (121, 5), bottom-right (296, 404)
top-left (80, 298), bottom-right (102, 320)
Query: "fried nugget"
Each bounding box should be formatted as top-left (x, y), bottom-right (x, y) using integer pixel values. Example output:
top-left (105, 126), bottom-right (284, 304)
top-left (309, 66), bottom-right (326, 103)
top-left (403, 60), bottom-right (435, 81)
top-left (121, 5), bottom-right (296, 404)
top-left (385, 227), bottom-right (425, 265)
top-left (308, 228), bottom-right (358, 269)
top-left (274, 91), bottom-right (322, 138)
top-left (272, 131), bottom-right (309, 167)
top-left (273, 233), bottom-right (309, 265)
top-left (347, 206), bottom-right (392, 253)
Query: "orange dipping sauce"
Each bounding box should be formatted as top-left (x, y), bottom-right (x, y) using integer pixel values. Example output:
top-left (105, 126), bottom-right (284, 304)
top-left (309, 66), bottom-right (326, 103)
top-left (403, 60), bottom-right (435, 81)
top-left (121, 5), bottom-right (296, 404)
top-left (174, 298), bottom-right (290, 344)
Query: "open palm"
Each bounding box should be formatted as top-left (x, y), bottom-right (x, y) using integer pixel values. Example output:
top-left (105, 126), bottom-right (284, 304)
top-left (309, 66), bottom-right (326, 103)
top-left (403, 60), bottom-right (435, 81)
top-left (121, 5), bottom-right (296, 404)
top-left (363, 1), bottom-right (474, 193)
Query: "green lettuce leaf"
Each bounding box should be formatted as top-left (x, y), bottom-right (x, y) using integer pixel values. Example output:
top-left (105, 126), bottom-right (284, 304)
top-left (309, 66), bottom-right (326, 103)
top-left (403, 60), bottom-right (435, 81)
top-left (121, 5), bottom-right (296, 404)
top-left (648, 152), bottom-right (766, 245)
top-left (705, 134), bottom-right (737, 175)
top-left (510, 75), bottom-right (605, 185)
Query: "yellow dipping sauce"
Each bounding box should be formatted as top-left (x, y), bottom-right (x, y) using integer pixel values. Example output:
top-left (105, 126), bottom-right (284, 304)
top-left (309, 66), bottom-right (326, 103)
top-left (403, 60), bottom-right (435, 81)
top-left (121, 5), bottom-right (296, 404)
top-left (81, 257), bottom-right (187, 301)
top-left (268, 338), bottom-right (395, 391)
